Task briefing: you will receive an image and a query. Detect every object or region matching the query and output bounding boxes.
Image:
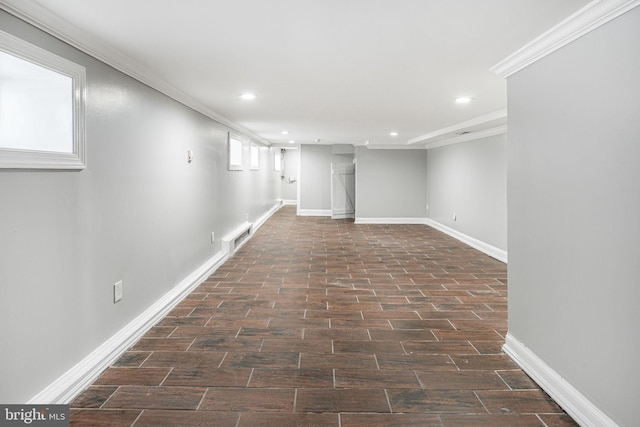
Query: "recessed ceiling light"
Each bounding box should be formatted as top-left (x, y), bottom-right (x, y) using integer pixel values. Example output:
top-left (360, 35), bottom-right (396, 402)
top-left (240, 93), bottom-right (256, 100)
top-left (288, 140), bottom-right (295, 144)
top-left (281, 130), bottom-right (289, 135)
top-left (455, 96), bottom-right (472, 104)
top-left (390, 132), bottom-right (398, 136)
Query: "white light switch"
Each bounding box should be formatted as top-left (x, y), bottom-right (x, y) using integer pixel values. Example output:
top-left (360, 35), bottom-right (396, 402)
top-left (114, 281), bottom-right (123, 303)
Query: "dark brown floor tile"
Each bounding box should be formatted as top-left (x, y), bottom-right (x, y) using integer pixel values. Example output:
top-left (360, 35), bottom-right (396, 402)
top-left (94, 367), bottom-right (171, 386)
top-left (432, 329), bottom-right (504, 341)
top-left (304, 328), bottom-right (369, 340)
top-left (71, 386), bottom-right (118, 408)
top-left (334, 369), bottom-right (420, 388)
top-left (130, 337), bottom-right (194, 352)
top-left (112, 351), bottom-right (150, 367)
top-left (300, 353), bottom-right (377, 369)
top-left (237, 412), bottom-right (339, 427)
top-left (134, 410), bottom-right (240, 427)
top-left (296, 388), bottom-right (390, 412)
top-left (416, 370), bottom-right (508, 390)
top-left (103, 386), bottom-right (206, 410)
top-left (249, 368), bottom-right (333, 387)
top-left (69, 208), bottom-right (575, 424)
top-left (143, 326), bottom-right (176, 338)
top-left (476, 390), bottom-right (565, 414)
top-left (260, 338), bottom-right (332, 353)
top-left (189, 336), bottom-right (262, 351)
top-left (237, 327), bottom-right (303, 338)
top-left (363, 310), bottom-right (421, 319)
top-left (538, 413), bottom-right (581, 426)
top-left (333, 340), bottom-right (404, 354)
top-left (199, 387), bottom-right (295, 412)
top-left (497, 369), bottom-right (539, 390)
top-left (376, 354), bottom-right (457, 370)
top-left (451, 354), bottom-right (517, 370)
top-left (440, 414), bottom-right (544, 426)
top-left (387, 389), bottom-right (484, 413)
top-left (340, 413), bottom-right (442, 427)
top-left (470, 340), bottom-right (505, 354)
top-left (142, 351), bottom-right (226, 368)
top-left (69, 409), bottom-right (141, 426)
top-left (403, 341), bottom-right (478, 355)
top-left (221, 352), bottom-right (300, 369)
top-left (369, 329), bottom-right (437, 341)
top-left (162, 367), bottom-right (252, 387)
top-left (330, 319), bottom-right (392, 329)
top-left (389, 319), bottom-right (455, 330)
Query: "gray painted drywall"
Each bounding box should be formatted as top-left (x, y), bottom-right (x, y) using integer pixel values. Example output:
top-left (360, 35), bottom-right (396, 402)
top-left (508, 8), bottom-right (640, 426)
top-left (426, 134), bottom-right (507, 250)
top-left (0, 11), bottom-right (279, 403)
top-left (355, 147), bottom-right (427, 219)
top-left (298, 144), bottom-right (352, 212)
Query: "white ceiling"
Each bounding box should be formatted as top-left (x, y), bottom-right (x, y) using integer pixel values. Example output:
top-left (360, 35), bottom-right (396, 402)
top-left (4, 0), bottom-right (588, 147)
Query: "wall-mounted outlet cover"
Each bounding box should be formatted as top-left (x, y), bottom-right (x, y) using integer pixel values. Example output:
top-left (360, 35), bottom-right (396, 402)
top-left (114, 280), bottom-right (123, 303)
top-left (453, 212), bottom-right (457, 221)
top-left (211, 232), bottom-right (215, 243)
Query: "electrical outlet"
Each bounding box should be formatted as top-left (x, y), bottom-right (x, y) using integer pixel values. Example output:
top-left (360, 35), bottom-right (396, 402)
top-left (114, 281), bottom-right (123, 303)
top-left (211, 232), bottom-right (215, 243)
top-left (453, 212), bottom-right (457, 221)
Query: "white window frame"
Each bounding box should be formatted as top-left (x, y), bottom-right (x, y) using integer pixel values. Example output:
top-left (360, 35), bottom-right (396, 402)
top-left (228, 133), bottom-right (244, 171)
top-left (250, 143), bottom-right (259, 170)
top-left (274, 149), bottom-right (282, 172)
top-left (0, 30), bottom-right (86, 170)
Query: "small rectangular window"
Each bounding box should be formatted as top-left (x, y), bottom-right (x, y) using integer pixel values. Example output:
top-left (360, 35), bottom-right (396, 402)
top-left (0, 30), bottom-right (86, 169)
top-left (274, 150), bottom-right (282, 172)
top-left (228, 134), bottom-right (244, 171)
top-left (250, 144), bottom-right (259, 170)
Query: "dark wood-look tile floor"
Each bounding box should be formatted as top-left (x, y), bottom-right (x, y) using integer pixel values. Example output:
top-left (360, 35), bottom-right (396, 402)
top-left (70, 207), bottom-right (578, 426)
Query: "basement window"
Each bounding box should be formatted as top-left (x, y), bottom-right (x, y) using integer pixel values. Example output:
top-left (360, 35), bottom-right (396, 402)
top-left (0, 30), bottom-right (86, 169)
top-left (250, 143), bottom-right (259, 170)
top-left (228, 134), bottom-right (243, 170)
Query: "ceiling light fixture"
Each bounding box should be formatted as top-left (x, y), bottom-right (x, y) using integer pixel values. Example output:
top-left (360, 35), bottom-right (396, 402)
top-left (455, 96), bottom-right (472, 104)
top-left (288, 140), bottom-right (295, 144)
top-left (240, 93), bottom-right (256, 100)
top-left (390, 132), bottom-right (398, 136)
top-left (281, 130), bottom-right (289, 135)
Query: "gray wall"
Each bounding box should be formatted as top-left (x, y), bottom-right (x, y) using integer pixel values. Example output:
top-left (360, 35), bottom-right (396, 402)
top-left (355, 147), bottom-right (427, 220)
top-left (508, 8), bottom-right (640, 427)
top-left (0, 11), bottom-right (280, 403)
top-left (426, 134), bottom-right (507, 250)
top-left (298, 144), bottom-right (352, 213)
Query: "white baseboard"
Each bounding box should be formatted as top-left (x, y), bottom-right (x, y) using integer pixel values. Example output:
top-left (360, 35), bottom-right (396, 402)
top-left (254, 202), bottom-right (282, 231)
top-left (28, 250), bottom-right (227, 404)
top-left (503, 333), bottom-right (618, 427)
top-left (297, 208), bottom-right (331, 217)
top-left (355, 217), bottom-right (426, 225)
top-left (28, 204), bottom-right (284, 405)
top-left (278, 199), bottom-right (297, 206)
top-left (423, 218), bottom-right (507, 263)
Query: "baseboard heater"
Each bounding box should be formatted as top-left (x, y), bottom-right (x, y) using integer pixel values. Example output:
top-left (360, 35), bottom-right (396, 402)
top-left (222, 221), bottom-right (253, 255)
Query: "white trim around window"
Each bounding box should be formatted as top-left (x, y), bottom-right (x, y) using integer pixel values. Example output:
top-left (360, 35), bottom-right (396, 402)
top-left (0, 29), bottom-right (86, 170)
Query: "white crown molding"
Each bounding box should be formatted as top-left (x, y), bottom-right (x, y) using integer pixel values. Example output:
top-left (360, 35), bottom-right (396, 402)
top-left (503, 333), bottom-right (619, 427)
top-left (408, 109), bottom-right (507, 145)
top-left (492, 0), bottom-right (640, 78)
top-left (425, 125), bottom-right (507, 150)
top-left (0, 0), bottom-right (272, 146)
